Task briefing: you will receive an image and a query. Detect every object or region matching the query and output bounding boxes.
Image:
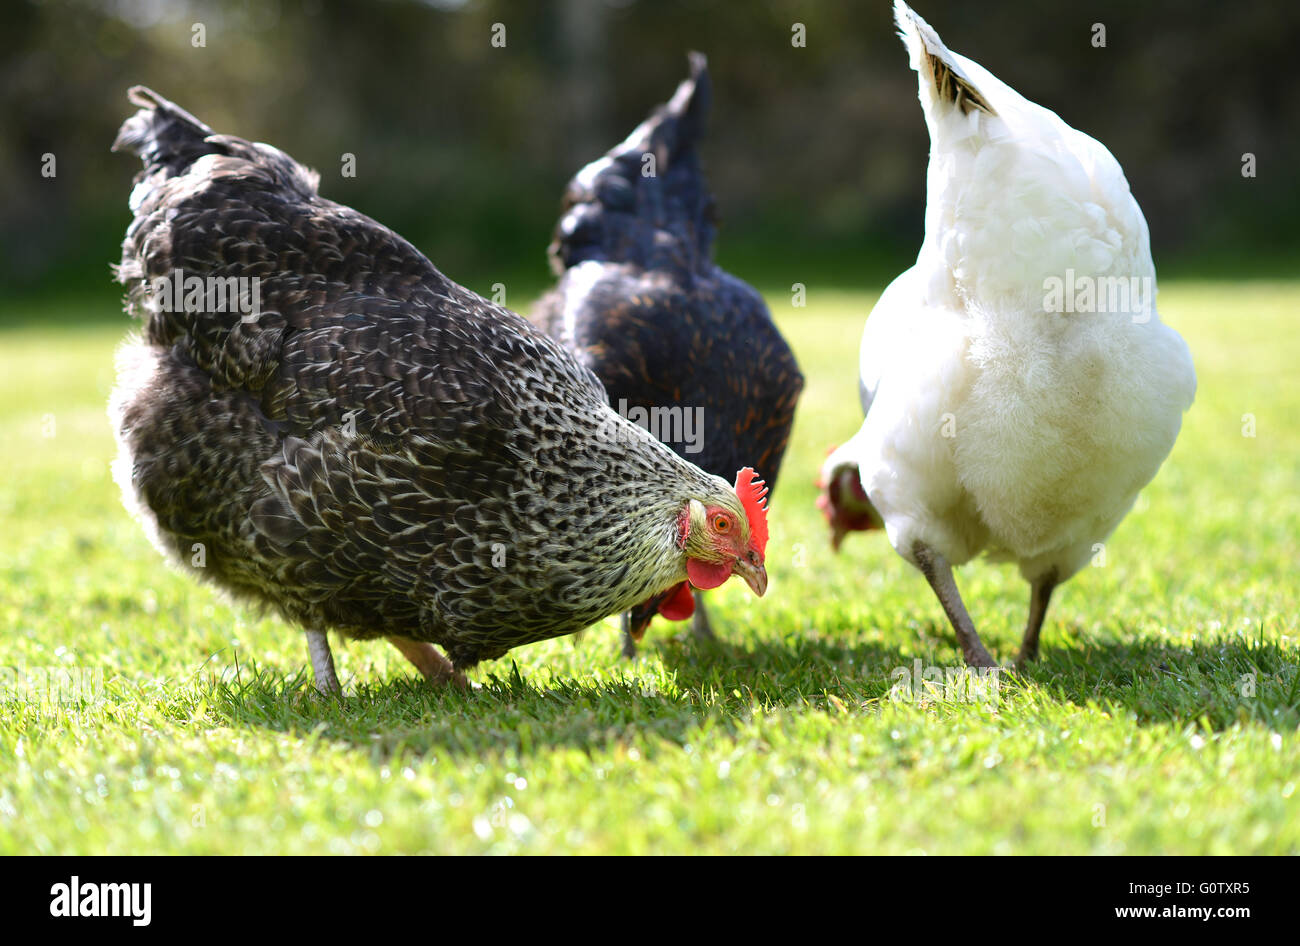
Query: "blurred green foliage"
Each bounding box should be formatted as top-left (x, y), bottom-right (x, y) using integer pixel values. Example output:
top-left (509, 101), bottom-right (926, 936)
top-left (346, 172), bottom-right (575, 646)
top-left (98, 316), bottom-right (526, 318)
top-left (2, 0), bottom-right (1297, 311)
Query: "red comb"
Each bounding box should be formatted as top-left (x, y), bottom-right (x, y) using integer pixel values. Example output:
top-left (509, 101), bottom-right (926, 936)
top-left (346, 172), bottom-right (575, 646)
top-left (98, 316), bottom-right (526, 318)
top-left (733, 467), bottom-right (769, 556)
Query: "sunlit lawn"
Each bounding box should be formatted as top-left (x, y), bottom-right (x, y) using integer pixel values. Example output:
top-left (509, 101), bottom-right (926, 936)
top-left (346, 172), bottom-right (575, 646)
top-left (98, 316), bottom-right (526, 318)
top-left (0, 279), bottom-right (1296, 854)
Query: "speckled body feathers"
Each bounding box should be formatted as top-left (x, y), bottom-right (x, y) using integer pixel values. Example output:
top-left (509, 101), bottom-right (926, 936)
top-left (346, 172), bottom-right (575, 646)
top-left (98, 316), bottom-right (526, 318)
top-left (110, 87), bottom-right (725, 669)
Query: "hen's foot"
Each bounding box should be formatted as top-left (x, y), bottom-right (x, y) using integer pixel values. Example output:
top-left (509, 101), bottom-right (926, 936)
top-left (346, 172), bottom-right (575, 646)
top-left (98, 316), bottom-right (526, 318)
top-left (387, 636), bottom-right (471, 689)
top-left (619, 611), bottom-right (640, 659)
top-left (1014, 572), bottom-right (1058, 669)
top-left (912, 542), bottom-right (998, 669)
top-left (307, 629), bottom-right (342, 697)
top-left (691, 594), bottom-right (715, 641)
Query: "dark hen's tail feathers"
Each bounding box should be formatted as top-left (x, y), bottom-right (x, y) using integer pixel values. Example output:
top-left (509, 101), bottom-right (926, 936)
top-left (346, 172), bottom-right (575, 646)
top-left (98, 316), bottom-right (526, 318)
top-left (111, 86), bottom-right (218, 177)
top-left (548, 52), bottom-right (717, 277)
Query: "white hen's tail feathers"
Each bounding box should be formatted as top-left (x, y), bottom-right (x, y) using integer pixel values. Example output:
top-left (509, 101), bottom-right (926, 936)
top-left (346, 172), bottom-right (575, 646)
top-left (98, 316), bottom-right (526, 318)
top-left (894, 2), bottom-right (995, 117)
top-left (894, 2), bottom-right (1154, 311)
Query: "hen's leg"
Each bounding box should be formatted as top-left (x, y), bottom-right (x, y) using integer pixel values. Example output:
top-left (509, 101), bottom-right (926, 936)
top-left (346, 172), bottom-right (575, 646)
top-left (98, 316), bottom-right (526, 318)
top-left (911, 542), bottom-right (998, 669)
top-left (307, 629), bottom-right (341, 697)
top-left (620, 612), bottom-right (639, 659)
top-left (1015, 572), bottom-right (1058, 668)
top-left (691, 592), bottom-right (715, 641)
top-left (387, 635), bottom-right (469, 688)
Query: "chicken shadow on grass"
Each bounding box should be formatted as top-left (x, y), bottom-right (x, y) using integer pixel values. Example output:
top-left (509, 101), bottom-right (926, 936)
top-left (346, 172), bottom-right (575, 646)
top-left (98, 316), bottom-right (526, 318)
top-left (202, 626), bottom-right (1296, 759)
top-left (1009, 633), bottom-right (1300, 731)
top-left (201, 633), bottom-right (915, 759)
top-left (660, 629), bottom-right (1298, 731)
top-left (642, 622), bottom-right (1299, 734)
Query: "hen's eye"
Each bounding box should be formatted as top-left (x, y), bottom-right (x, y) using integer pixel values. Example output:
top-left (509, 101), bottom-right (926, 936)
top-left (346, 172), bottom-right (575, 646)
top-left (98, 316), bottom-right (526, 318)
top-left (714, 515), bottom-right (730, 532)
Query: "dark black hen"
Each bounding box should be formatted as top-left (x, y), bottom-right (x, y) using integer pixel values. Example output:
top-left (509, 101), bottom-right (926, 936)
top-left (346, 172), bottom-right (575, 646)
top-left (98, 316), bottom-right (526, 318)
top-left (533, 54), bottom-right (803, 656)
top-left (110, 87), bottom-right (772, 695)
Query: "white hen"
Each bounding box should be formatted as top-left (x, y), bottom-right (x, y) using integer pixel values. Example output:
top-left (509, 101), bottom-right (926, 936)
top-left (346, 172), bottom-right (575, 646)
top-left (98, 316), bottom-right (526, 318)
top-left (820, 2), bottom-right (1197, 667)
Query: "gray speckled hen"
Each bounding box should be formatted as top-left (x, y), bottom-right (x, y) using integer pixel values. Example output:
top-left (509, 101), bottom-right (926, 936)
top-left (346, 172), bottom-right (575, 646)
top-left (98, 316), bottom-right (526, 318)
top-left (109, 87), bottom-right (770, 695)
top-left (533, 55), bottom-right (803, 657)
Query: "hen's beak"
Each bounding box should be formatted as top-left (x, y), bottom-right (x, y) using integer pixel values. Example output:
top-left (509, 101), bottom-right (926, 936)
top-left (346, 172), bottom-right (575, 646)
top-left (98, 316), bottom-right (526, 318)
top-left (732, 554), bottom-right (768, 597)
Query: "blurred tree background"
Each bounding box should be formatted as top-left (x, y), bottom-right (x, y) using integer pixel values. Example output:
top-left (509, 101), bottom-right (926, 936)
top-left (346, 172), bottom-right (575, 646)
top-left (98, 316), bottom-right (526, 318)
top-left (2, 0), bottom-right (1297, 319)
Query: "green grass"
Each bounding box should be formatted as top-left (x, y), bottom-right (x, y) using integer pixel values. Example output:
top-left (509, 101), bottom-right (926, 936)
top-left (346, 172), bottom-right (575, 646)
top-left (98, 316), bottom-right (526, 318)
top-left (1, 279), bottom-right (1297, 854)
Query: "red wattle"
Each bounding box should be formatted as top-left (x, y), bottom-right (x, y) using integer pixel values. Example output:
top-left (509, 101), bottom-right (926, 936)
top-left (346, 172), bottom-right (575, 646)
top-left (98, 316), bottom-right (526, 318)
top-left (657, 581), bottom-right (696, 621)
top-left (686, 558), bottom-right (732, 591)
